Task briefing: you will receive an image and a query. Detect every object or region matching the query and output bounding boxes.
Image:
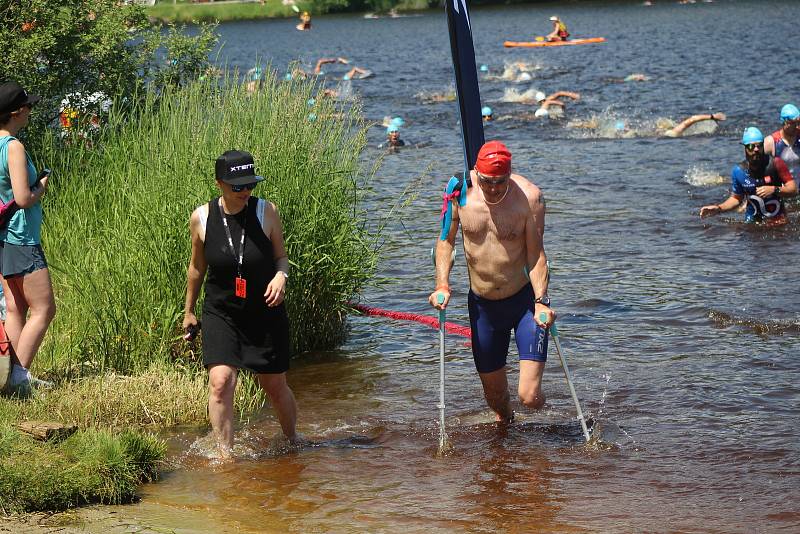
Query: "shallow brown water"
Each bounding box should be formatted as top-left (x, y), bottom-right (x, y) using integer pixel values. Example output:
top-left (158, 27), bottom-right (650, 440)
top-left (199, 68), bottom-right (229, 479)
top-left (26, 1), bottom-right (800, 532)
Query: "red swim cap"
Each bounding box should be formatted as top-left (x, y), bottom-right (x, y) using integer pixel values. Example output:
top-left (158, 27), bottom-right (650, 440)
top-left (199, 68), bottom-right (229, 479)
top-left (475, 141), bottom-right (512, 177)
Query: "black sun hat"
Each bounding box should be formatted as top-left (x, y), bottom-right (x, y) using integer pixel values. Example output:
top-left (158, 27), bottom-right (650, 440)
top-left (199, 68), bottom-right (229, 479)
top-left (214, 150), bottom-right (265, 186)
top-left (0, 81), bottom-right (41, 114)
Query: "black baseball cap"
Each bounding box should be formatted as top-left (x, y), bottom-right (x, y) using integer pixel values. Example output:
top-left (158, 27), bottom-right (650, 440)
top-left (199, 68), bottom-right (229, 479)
top-left (214, 150), bottom-right (264, 186)
top-left (0, 81), bottom-right (41, 114)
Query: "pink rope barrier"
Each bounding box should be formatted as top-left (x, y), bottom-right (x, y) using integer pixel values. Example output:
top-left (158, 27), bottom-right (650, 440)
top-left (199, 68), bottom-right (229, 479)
top-left (349, 303), bottom-right (472, 339)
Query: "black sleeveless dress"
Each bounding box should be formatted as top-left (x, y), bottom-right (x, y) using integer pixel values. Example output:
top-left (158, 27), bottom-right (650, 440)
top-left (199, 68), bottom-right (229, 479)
top-left (201, 196), bottom-right (290, 373)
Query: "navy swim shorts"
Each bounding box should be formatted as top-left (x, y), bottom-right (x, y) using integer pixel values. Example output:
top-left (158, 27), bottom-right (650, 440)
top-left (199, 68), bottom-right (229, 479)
top-left (467, 284), bottom-right (548, 374)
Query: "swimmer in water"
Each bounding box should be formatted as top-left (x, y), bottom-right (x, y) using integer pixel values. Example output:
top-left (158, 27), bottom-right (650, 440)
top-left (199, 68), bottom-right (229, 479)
top-left (700, 127), bottom-right (797, 225)
top-left (314, 57), bottom-right (349, 75)
top-left (378, 124), bottom-right (406, 151)
top-left (343, 66), bottom-right (372, 80)
top-left (482, 106), bottom-right (493, 122)
top-left (297, 11), bottom-right (311, 31)
top-left (764, 104), bottom-right (800, 182)
top-left (417, 89), bottom-right (456, 103)
top-left (570, 111), bottom-right (725, 138)
top-left (606, 73), bottom-right (651, 83)
top-left (661, 112), bottom-right (726, 137)
top-left (530, 91), bottom-right (580, 118)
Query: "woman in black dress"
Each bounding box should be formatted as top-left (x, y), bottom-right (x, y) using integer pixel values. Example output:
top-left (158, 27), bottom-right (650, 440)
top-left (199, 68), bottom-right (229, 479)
top-left (183, 150), bottom-right (296, 458)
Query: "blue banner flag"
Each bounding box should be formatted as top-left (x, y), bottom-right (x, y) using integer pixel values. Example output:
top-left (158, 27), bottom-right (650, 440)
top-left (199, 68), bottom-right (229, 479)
top-left (445, 0), bottom-right (485, 171)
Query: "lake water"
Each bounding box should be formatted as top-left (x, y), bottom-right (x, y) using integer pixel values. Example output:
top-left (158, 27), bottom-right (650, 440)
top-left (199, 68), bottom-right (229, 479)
top-left (75, 1), bottom-right (800, 532)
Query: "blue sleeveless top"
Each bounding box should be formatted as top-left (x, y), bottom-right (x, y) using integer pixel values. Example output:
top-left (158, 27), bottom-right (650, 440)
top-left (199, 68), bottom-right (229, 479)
top-left (0, 136), bottom-right (43, 245)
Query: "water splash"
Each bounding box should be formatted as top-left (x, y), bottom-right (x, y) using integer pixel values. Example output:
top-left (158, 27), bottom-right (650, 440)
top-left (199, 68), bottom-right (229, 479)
top-left (415, 86), bottom-right (456, 103)
top-left (487, 60), bottom-right (543, 83)
top-left (500, 87), bottom-right (542, 103)
top-left (684, 165), bottom-right (726, 186)
top-left (437, 426), bottom-right (453, 457)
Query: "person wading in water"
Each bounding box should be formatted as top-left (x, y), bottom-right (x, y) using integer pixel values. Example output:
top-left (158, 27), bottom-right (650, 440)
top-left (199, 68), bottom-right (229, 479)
top-left (700, 127), bottom-right (797, 225)
top-left (430, 141), bottom-right (555, 423)
top-left (183, 150), bottom-right (297, 458)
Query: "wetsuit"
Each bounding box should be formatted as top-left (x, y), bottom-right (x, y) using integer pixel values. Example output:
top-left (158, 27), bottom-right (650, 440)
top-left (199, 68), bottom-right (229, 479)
top-left (202, 196), bottom-right (290, 373)
top-left (379, 138), bottom-right (406, 149)
top-left (730, 156), bottom-right (792, 224)
top-left (770, 130), bottom-right (800, 181)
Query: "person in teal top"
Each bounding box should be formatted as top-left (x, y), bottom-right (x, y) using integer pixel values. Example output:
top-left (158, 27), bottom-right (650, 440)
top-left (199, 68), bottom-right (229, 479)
top-left (0, 81), bottom-right (55, 396)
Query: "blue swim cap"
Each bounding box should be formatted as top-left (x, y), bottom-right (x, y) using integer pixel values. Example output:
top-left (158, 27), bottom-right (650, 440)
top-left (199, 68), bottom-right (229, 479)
top-left (387, 124), bottom-right (399, 134)
top-left (342, 74), bottom-right (350, 80)
top-left (250, 67), bottom-right (263, 81)
top-left (741, 126), bottom-right (764, 145)
top-left (780, 104), bottom-right (800, 122)
top-left (482, 106), bottom-right (492, 116)
top-left (284, 72), bottom-right (293, 81)
top-left (614, 120), bottom-right (626, 131)
top-left (390, 116), bottom-right (405, 127)
top-left (480, 64), bottom-right (489, 72)
top-left (307, 98), bottom-right (316, 107)
top-left (308, 112), bottom-right (317, 122)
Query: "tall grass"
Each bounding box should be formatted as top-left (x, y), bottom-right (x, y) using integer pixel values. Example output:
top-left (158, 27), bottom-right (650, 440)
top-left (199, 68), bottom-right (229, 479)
top-left (37, 70), bottom-right (376, 376)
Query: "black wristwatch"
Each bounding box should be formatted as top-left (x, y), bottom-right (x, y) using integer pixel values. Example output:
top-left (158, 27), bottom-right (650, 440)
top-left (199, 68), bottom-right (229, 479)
top-left (535, 296), bottom-right (551, 306)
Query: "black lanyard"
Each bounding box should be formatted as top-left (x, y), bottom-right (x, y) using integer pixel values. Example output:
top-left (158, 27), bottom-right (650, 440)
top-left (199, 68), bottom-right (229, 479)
top-left (218, 199), bottom-right (246, 278)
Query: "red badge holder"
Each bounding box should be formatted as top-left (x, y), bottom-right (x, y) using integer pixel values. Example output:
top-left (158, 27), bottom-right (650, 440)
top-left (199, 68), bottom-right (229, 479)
top-left (235, 276), bottom-right (247, 299)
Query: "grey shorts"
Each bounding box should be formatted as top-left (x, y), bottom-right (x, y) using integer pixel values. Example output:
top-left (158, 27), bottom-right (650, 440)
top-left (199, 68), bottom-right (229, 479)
top-left (0, 242), bottom-right (48, 278)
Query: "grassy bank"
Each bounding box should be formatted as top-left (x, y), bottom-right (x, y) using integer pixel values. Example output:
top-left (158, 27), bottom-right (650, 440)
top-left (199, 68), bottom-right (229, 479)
top-left (147, 0), bottom-right (298, 24)
top-left (0, 423), bottom-right (164, 514)
top-left (146, 0), bottom-right (435, 24)
top-left (1, 70), bottom-right (378, 513)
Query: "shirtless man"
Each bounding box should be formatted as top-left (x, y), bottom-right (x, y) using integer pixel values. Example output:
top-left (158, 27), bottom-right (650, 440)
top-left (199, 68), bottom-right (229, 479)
top-left (429, 141), bottom-right (555, 423)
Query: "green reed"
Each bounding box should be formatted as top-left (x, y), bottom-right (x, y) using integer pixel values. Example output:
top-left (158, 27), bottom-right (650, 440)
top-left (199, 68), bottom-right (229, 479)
top-left (37, 70), bottom-right (376, 376)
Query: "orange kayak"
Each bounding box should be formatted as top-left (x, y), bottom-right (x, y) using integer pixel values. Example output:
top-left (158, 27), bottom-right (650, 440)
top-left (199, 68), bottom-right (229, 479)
top-left (504, 37), bottom-right (606, 48)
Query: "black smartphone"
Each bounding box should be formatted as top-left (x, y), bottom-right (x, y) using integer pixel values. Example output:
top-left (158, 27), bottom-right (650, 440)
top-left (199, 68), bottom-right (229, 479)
top-left (32, 168), bottom-right (51, 192)
top-left (184, 321), bottom-right (201, 341)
